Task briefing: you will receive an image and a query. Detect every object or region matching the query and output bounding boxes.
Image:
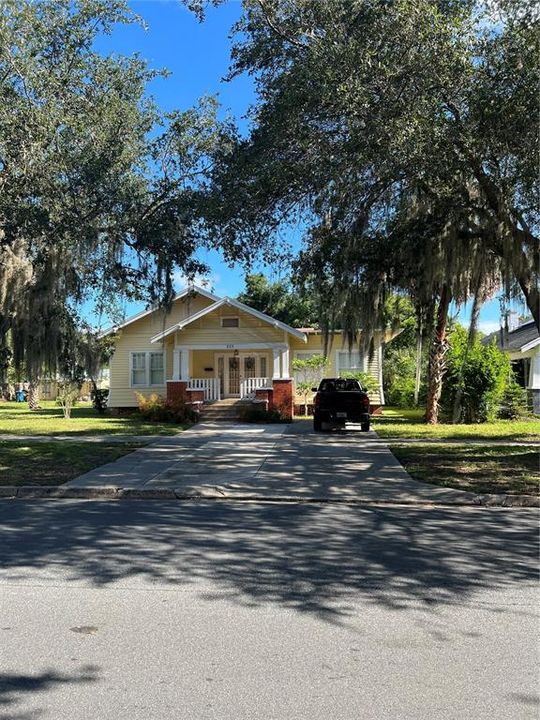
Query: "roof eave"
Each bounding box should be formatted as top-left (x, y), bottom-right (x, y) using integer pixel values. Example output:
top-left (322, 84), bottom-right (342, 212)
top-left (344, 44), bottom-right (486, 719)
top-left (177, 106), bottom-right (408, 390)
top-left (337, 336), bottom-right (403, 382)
top-left (520, 337), bottom-right (540, 353)
top-left (98, 285), bottom-right (220, 338)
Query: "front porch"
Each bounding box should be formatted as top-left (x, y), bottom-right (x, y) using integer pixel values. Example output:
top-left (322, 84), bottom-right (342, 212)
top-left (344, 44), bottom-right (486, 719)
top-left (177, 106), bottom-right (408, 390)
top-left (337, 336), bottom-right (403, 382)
top-left (169, 344), bottom-right (291, 402)
top-left (165, 344), bottom-right (295, 420)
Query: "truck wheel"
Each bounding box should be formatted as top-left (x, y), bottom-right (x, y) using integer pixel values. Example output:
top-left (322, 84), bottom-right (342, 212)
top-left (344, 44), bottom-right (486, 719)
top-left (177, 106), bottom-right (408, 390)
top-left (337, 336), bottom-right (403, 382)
top-left (313, 415), bottom-right (322, 432)
top-left (361, 421), bottom-right (370, 432)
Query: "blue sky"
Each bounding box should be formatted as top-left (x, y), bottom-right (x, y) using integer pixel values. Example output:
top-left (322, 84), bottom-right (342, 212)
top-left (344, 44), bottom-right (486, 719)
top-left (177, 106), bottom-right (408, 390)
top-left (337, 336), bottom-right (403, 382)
top-left (93, 0), bottom-right (521, 333)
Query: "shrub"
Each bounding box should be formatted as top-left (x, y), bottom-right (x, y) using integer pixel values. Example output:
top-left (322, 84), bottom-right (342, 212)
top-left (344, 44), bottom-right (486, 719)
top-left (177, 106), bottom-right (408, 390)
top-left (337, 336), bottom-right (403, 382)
top-left (239, 403), bottom-right (284, 423)
top-left (135, 392), bottom-right (198, 424)
top-left (91, 388), bottom-right (109, 414)
top-left (56, 381), bottom-right (80, 419)
top-left (498, 381), bottom-right (529, 420)
top-left (382, 347), bottom-right (427, 408)
top-left (293, 355), bottom-right (328, 415)
top-left (386, 376), bottom-right (418, 408)
top-left (441, 328), bottom-right (512, 423)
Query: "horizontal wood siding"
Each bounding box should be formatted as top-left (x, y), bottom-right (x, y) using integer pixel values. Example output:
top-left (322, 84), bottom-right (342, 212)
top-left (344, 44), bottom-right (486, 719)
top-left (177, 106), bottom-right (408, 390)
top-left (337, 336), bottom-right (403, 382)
top-left (191, 350), bottom-right (216, 377)
top-left (289, 331), bottom-right (384, 405)
top-left (177, 308), bottom-right (284, 346)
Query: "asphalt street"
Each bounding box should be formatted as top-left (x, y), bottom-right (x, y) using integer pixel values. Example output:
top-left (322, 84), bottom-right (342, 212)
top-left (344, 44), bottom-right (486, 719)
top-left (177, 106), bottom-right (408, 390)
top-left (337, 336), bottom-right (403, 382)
top-left (0, 500), bottom-right (538, 720)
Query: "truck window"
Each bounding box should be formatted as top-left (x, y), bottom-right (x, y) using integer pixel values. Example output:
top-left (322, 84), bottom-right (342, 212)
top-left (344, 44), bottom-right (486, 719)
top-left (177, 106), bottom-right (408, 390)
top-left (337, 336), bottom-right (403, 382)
top-left (319, 379), bottom-right (361, 392)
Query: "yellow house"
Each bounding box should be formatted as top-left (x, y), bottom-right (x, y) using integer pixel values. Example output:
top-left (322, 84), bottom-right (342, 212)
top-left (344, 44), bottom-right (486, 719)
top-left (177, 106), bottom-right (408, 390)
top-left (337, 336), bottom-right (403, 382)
top-left (105, 285), bottom-right (396, 417)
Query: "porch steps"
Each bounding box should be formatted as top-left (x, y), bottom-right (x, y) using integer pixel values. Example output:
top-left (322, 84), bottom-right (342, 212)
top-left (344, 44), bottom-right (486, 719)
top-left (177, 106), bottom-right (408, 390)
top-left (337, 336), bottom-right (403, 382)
top-left (200, 399), bottom-right (252, 422)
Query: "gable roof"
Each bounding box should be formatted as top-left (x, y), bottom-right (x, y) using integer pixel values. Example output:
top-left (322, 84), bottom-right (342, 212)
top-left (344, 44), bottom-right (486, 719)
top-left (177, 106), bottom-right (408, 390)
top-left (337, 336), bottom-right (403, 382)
top-left (481, 320), bottom-right (539, 353)
top-left (98, 286), bottom-right (220, 337)
top-left (150, 296), bottom-right (308, 343)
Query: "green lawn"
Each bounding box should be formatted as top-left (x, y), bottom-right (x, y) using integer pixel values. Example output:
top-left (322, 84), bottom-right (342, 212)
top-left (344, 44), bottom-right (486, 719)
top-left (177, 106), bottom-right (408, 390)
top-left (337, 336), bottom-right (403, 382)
top-left (0, 441), bottom-right (143, 486)
top-left (390, 443), bottom-right (539, 496)
top-left (373, 407), bottom-right (539, 443)
top-left (0, 401), bottom-right (187, 436)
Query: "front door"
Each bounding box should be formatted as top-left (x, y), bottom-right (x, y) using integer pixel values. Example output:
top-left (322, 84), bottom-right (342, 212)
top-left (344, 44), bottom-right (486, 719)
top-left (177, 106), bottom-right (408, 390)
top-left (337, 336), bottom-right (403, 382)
top-left (228, 356), bottom-right (240, 396)
top-left (216, 353), bottom-right (268, 397)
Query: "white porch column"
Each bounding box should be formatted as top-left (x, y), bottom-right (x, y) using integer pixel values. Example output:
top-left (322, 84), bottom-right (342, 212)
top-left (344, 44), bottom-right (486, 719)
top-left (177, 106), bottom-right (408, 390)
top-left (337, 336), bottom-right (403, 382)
top-left (178, 348), bottom-right (190, 381)
top-left (272, 348), bottom-right (281, 379)
top-left (281, 347), bottom-right (290, 379)
top-left (529, 349), bottom-right (540, 389)
top-left (172, 350), bottom-right (181, 381)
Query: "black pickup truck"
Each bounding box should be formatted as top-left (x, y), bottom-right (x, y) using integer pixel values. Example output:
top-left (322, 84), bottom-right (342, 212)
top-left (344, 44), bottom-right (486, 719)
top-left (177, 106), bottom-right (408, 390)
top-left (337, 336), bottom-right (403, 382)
top-left (312, 378), bottom-right (371, 432)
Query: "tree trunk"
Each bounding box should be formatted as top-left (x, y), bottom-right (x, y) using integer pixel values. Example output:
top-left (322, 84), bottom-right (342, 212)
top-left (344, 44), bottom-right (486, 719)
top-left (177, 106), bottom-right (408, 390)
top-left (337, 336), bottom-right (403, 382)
top-left (452, 290), bottom-right (481, 423)
top-left (413, 327), bottom-right (423, 407)
top-left (425, 286), bottom-right (451, 424)
top-left (27, 378), bottom-right (41, 411)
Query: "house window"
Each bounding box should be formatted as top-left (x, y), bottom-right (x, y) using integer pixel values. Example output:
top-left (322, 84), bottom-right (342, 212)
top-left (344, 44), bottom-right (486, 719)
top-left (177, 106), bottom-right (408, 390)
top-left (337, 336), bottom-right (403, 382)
top-left (131, 353), bottom-right (147, 386)
top-left (149, 352), bottom-right (164, 385)
top-left (130, 351), bottom-right (164, 386)
top-left (336, 350), bottom-right (364, 374)
top-left (221, 317), bottom-right (239, 328)
top-left (260, 356), bottom-right (267, 378)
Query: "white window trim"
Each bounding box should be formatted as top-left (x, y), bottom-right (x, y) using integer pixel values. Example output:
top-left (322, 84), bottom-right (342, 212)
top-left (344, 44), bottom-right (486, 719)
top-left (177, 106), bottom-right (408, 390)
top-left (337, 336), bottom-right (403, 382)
top-left (129, 351), bottom-right (166, 388)
top-left (221, 315), bottom-right (240, 328)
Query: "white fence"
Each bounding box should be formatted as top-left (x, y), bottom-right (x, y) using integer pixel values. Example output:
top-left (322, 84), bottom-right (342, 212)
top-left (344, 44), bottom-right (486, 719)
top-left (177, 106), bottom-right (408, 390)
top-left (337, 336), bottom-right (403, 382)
top-left (188, 378), bottom-right (220, 401)
top-left (187, 376), bottom-right (271, 401)
top-left (240, 377), bottom-right (271, 399)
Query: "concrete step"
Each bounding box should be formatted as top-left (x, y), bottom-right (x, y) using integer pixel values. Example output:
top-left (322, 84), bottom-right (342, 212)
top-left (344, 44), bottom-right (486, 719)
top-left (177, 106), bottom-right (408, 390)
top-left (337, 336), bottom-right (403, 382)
top-left (201, 399), bottom-right (250, 422)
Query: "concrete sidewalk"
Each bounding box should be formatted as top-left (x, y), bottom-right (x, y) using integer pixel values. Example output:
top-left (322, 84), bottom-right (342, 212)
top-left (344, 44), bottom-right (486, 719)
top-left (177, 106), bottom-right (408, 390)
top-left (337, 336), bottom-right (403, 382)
top-left (65, 420), bottom-right (485, 505)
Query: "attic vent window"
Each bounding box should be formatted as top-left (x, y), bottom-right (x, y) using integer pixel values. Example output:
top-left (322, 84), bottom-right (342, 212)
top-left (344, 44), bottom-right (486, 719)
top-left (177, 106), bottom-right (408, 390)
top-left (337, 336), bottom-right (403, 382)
top-left (222, 317), bottom-right (239, 328)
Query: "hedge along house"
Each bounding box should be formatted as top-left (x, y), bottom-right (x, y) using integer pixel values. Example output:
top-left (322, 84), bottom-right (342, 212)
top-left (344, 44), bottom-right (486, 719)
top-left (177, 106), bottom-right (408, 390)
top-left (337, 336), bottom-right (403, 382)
top-left (104, 286), bottom-right (397, 419)
top-left (482, 319), bottom-right (540, 415)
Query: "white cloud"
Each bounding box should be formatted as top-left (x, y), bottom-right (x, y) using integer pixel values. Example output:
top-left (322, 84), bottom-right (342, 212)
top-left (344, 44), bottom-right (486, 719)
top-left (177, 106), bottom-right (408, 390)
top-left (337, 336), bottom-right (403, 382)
top-left (478, 321), bottom-right (501, 335)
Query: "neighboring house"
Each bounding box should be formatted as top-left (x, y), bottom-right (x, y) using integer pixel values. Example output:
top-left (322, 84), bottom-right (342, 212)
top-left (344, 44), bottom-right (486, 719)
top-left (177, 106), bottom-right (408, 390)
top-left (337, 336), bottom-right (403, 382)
top-left (482, 319), bottom-right (540, 414)
top-left (38, 369), bottom-right (110, 401)
top-left (104, 285), bottom-right (398, 418)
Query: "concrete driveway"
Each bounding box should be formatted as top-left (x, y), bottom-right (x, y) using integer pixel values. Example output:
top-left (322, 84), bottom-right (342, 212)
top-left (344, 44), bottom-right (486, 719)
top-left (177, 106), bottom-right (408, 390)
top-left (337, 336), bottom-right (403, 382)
top-left (68, 421), bottom-right (473, 504)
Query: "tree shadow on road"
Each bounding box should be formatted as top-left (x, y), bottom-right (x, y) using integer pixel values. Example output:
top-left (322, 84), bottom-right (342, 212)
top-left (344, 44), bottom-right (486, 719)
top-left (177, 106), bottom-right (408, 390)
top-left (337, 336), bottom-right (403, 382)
top-left (0, 500), bottom-right (537, 624)
top-left (0, 665), bottom-right (99, 720)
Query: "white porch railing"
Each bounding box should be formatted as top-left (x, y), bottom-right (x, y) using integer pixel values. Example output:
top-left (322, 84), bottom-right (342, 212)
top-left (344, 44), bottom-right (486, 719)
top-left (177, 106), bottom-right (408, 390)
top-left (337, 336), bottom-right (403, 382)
top-left (188, 378), bottom-right (221, 401)
top-left (240, 377), bottom-right (271, 399)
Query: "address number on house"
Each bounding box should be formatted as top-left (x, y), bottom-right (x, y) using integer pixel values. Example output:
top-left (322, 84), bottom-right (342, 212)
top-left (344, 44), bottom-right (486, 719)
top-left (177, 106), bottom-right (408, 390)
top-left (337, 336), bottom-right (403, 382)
top-left (225, 344), bottom-right (235, 349)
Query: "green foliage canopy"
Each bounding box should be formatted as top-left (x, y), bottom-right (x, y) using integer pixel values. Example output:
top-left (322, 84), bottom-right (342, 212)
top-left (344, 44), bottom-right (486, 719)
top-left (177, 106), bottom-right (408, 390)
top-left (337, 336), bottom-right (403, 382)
top-left (0, 0), bottom-right (236, 380)
top-left (237, 273), bottom-right (317, 327)
top-left (193, 0), bottom-right (539, 332)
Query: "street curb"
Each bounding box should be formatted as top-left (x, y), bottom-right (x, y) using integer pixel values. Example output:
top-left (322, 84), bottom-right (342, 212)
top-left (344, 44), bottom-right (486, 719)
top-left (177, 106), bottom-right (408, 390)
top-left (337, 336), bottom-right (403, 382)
top-left (0, 485), bottom-right (538, 507)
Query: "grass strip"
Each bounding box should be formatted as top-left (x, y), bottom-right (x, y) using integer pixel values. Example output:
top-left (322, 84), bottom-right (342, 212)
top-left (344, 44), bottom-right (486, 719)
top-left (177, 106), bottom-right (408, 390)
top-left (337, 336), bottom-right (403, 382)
top-left (0, 401), bottom-right (186, 437)
top-left (0, 441), bottom-right (143, 486)
top-left (390, 443), bottom-right (539, 496)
